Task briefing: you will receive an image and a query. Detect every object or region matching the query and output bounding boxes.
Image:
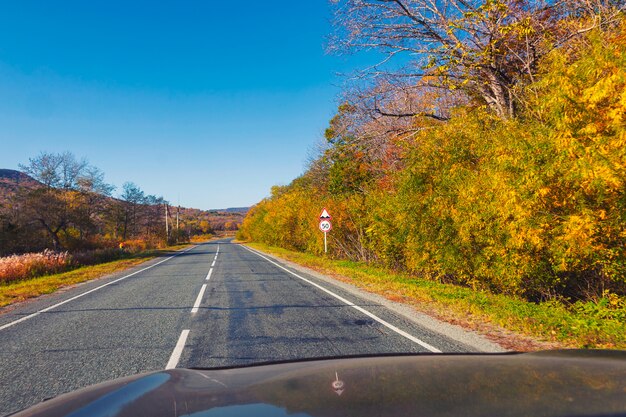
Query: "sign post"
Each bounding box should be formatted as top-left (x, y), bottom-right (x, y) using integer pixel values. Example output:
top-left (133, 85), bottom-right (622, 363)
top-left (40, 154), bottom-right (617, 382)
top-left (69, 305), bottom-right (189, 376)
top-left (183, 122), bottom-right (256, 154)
top-left (324, 226), bottom-right (327, 253)
top-left (319, 208), bottom-right (332, 254)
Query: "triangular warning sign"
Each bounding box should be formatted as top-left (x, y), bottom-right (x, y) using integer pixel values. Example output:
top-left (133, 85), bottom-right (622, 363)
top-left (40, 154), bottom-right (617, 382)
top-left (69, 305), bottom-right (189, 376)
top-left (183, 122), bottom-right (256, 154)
top-left (320, 208), bottom-right (332, 219)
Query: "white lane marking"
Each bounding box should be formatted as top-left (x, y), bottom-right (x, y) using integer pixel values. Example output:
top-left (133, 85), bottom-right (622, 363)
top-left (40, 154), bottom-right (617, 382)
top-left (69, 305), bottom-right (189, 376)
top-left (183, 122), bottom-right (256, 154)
top-left (241, 245), bottom-right (442, 353)
top-left (216, 245), bottom-right (220, 254)
top-left (214, 253), bottom-right (218, 261)
top-left (211, 259), bottom-right (216, 267)
top-left (206, 268), bottom-right (213, 281)
top-left (166, 329), bottom-right (190, 369)
top-left (191, 284), bottom-right (208, 313)
top-left (0, 245), bottom-right (197, 332)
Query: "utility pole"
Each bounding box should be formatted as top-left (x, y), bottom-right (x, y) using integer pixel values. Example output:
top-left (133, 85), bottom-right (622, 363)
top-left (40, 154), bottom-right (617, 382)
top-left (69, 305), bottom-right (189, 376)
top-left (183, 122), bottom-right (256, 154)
top-left (176, 205), bottom-right (180, 243)
top-left (176, 195), bottom-right (180, 243)
top-left (165, 203), bottom-right (169, 240)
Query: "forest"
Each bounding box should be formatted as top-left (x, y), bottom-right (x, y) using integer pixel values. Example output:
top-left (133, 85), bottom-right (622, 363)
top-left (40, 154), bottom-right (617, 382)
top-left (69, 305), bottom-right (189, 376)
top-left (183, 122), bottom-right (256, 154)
top-left (238, 0), bottom-right (626, 303)
top-left (0, 152), bottom-right (243, 257)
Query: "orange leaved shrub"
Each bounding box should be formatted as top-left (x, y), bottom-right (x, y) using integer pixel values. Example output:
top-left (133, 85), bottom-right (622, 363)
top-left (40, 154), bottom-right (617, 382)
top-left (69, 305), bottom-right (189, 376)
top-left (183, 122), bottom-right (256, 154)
top-left (118, 240), bottom-right (148, 252)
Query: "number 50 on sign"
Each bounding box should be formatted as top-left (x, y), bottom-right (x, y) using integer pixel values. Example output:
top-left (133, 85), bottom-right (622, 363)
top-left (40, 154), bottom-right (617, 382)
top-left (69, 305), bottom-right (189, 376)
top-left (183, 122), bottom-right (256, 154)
top-left (319, 220), bottom-right (332, 232)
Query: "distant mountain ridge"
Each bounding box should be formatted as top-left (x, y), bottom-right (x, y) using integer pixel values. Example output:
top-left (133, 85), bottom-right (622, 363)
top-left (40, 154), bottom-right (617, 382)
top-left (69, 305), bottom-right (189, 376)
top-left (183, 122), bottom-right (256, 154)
top-left (220, 207), bottom-right (250, 214)
top-left (0, 169), bottom-right (42, 198)
top-left (0, 169), bottom-right (40, 185)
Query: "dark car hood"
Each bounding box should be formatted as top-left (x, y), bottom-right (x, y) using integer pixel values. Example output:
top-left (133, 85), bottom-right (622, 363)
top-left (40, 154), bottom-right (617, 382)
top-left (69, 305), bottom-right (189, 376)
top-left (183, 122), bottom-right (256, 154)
top-left (13, 350), bottom-right (626, 417)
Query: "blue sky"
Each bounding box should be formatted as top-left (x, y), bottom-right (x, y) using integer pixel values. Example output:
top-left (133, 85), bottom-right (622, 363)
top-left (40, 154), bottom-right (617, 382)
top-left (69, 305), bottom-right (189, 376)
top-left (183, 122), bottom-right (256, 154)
top-left (0, 1), bottom-right (368, 209)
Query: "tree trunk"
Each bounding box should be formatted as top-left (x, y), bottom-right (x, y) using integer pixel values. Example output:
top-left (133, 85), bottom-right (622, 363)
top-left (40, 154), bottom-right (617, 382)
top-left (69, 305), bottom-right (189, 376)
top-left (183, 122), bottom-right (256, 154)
top-left (39, 219), bottom-right (63, 250)
top-left (477, 68), bottom-right (515, 119)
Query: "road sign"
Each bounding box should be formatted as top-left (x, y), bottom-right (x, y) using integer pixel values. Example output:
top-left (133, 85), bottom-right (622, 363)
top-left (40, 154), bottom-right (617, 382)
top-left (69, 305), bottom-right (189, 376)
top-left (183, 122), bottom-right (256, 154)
top-left (319, 212), bottom-right (332, 254)
top-left (319, 219), bottom-right (332, 232)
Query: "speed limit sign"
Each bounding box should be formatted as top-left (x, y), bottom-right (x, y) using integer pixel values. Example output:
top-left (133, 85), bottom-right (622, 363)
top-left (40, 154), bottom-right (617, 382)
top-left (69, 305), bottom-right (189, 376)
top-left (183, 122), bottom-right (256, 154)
top-left (319, 219), bottom-right (332, 232)
top-left (319, 208), bottom-right (332, 253)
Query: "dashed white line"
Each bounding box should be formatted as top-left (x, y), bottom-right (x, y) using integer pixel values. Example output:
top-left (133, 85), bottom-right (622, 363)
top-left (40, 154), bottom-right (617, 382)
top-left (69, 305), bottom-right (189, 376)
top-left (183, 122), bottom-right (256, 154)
top-left (166, 329), bottom-right (190, 369)
top-left (206, 268), bottom-right (213, 281)
top-left (211, 259), bottom-right (216, 267)
top-left (191, 284), bottom-right (208, 313)
top-left (0, 245), bottom-right (197, 332)
top-left (241, 245), bottom-right (442, 353)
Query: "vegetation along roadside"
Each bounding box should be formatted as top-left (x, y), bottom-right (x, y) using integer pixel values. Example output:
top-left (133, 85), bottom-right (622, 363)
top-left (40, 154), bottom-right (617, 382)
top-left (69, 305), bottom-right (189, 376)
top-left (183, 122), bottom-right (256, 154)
top-left (245, 242), bottom-right (625, 350)
top-left (238, 13), bottom-right (626, 350)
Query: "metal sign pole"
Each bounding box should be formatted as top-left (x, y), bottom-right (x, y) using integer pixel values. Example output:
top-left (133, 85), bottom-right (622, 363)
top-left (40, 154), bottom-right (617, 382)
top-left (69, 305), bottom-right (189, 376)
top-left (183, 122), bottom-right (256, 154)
top-left (324, 231), bottom-right (327, 254)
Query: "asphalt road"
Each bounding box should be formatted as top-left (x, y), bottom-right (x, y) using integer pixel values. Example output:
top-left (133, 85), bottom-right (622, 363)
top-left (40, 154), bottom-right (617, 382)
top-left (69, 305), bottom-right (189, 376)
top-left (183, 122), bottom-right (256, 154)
top-left (0, 239), bottom-right (488, 415)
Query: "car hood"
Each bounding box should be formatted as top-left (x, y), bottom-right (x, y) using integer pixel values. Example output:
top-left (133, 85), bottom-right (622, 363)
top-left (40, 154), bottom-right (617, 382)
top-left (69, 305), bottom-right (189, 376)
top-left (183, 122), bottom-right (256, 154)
top-left (13, 350), bottom-right (626, 417)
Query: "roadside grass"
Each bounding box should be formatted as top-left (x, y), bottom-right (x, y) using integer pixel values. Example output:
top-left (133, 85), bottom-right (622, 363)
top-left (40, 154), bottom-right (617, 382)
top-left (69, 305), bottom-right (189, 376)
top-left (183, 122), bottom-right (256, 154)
top-left (0, 244), bottom-right (192, 308)
top-left (245, 242), bottom-right (626, 350)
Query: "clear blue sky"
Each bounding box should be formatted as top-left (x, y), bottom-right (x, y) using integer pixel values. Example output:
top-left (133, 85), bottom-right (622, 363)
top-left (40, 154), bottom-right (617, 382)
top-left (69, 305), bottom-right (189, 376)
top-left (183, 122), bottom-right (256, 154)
top-left (0, 1), bottom-right (367, 209)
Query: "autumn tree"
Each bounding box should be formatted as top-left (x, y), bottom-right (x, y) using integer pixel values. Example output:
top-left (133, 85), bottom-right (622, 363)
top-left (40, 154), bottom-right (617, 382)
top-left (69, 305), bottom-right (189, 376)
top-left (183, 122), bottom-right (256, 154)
top-left (72, 166), bottom-right (115, 240)
top-left (142, 194), bottom-right (167, 243)
top-left (16, 152), bottom-right (115, 250)
top-left (200, 220), bottom-right (212, 234)
top-left (1, 151), bottom-right (216, 254)
top-left (112, 182), bottom-right (170, 244)
top-left (119, 182), bottom-right (145, 239)
top-left (329, 0), bottom-right (623, 119)
top-left (241, 20), bottom-right (626, 300)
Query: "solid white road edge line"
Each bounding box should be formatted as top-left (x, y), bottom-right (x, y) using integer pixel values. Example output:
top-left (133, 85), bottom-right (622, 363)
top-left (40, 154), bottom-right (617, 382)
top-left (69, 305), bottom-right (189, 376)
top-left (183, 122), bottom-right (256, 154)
top-left (166, 329), bottom-right (190, 369)
top-left (241, 245), bottom-right (442, 353)
top-left (191, 284), bottom-right (207, 313)
top-left (211, 259), bottom-right (216, 267)
top-left (206, 268), bottom-right (213, 281)
top-left (0, 245), bottom-right (197, 332)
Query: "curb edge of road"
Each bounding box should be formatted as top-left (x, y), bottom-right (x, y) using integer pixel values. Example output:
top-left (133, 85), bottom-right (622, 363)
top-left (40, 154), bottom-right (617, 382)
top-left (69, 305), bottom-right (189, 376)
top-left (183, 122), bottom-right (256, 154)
top-left (240, 243), bottom-right (507, 353)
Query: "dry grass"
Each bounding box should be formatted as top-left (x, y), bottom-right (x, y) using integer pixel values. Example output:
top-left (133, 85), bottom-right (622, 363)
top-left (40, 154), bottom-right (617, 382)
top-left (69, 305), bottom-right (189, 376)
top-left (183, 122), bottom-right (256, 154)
top-left (0, 257), bottom-right (150, 307)
top-left (190, 234), bottom-right (213, 243)
top-left (0, 239), bottom-right (195, 285)
top-left (0, 250), bottom-right (71, 284)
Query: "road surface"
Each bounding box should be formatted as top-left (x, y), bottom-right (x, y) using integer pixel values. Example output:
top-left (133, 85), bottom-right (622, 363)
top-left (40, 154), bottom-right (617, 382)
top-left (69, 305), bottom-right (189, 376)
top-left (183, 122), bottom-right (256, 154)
top-left (0, 239), bottom-right (494, 415)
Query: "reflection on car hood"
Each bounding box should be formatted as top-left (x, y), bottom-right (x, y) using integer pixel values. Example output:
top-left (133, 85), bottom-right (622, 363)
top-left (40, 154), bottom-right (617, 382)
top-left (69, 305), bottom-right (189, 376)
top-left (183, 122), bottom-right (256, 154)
top-left (14, 350), bottom-right (626, 417)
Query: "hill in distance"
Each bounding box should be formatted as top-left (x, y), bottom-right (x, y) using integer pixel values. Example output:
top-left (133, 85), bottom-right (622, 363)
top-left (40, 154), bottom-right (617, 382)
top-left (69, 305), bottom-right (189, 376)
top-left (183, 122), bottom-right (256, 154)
top-left (218, 207), bottom-right (250, 214)
top-left (0, 169), bottom-right (41, 197)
